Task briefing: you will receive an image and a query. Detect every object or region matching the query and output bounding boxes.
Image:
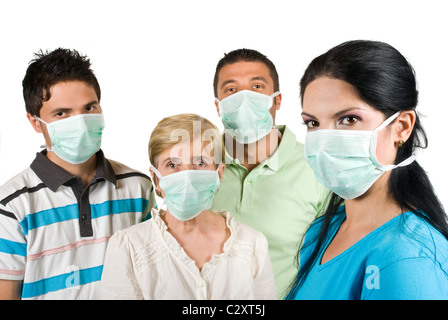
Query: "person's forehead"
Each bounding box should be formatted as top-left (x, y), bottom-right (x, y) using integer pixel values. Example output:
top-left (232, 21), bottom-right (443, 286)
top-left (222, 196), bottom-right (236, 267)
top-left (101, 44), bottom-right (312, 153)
top-left (218, 61), bottom-right (272, 84)
top-left (39, 81), bottom-right (99, 115)
top-left (161, 138), bottom-right (214, 159)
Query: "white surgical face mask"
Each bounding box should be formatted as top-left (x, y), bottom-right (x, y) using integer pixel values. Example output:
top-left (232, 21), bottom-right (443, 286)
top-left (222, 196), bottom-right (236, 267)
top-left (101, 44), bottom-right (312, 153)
top-left (305, 112), bottom-right (415, 200)
top-left (37, 113), bottom-right (105, 164)
top-left (152, 166), bottom-right (221, 221)
top-left (216, 90), bottom-right (280, 144)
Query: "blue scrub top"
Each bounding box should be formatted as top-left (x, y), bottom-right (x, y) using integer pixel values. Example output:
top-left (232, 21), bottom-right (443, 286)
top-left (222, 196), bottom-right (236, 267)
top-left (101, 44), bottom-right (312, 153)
top-left (290, 206), bottom-right (448, 300)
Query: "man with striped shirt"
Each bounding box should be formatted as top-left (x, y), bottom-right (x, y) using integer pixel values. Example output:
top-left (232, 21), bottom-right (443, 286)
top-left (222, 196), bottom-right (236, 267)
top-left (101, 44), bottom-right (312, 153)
top-left (0, 48), bottom-right (156, 299)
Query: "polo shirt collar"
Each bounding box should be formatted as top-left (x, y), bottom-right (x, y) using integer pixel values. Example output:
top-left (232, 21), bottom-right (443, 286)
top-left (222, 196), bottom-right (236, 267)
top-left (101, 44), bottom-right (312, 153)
top-left (224, 125), bottom-right (294, 172)
top-left (30, 149), bottom-right (117, 192)
top-left (95, 150), bottom-right (117, 186)
top-left (261, 125), bottom-right (293, 172)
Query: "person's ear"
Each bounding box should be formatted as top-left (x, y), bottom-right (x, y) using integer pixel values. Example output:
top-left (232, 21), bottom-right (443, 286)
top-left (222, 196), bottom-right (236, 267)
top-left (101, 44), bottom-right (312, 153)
top-left (149, 167), bottom-right (164, 197)
top-left (214, 99), bottom-right (220, 117)
top-left (149, 167), bottom-right (159, 187)
top-left (217, 163), bottom-right (225, 182)
top-left (27, 112), bottom-right (52, 149)
top-left (274, 93), bottom-right (282, 111)
top-left (26, 112), bottom-right (43, 133)
top-left (393, 110), bottom-right (416, 148)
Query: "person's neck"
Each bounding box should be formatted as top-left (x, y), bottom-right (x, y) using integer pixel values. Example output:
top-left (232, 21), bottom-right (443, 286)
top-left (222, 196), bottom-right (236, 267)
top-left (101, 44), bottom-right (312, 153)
top-left (162, 209), bottom-right (211, 234)
top-left (225, 127), bottom-right (281, 172)
top-left (344, 172), bottom-right (402, 231)
top-left (46, 151), bottom-right (98, 188)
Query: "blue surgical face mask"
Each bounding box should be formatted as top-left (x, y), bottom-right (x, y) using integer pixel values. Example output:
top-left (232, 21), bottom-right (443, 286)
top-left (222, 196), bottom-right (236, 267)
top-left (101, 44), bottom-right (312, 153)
top-left (37, 113), bottom-right (105, 164)
top-left (216, 90), bottom-right (280, 144)
top-left (151, 166), bottom-right (221, 221)
top-left (305, 112), bottom-right (415, 200)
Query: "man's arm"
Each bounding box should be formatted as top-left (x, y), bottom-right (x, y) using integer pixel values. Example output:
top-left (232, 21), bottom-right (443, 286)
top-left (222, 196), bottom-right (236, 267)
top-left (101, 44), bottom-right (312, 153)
top-left (0, 279), bottom-right (22, 300)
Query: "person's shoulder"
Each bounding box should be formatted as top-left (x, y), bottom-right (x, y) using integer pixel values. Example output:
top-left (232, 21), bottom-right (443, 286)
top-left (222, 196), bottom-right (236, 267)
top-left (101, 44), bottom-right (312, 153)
top-left (106, 158), bottom-right (152, 185)
top-left (109, 217), bottom-right (155, 249)
top-left (401, 212), bottom-right (448, 259)
top-left (219, 210), bottom-right (270, 256)
top-left (217, 210), bottom-right (266, 242)
top-left (0, 166), bottom-right (40, 202)
top-left (107, 158), bottom-right (149, 177)
top-left (368, 212), bottom-right (448, 267)
top-left (279, 125), bottom-right (304, 150)
top-left (278, 125), bottom-right (310, 170)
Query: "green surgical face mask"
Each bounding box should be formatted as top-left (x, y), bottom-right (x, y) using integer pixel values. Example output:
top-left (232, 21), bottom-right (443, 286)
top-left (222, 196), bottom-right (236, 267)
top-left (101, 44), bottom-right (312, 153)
top-left (305, 112), bottom-right (415, 200)
top-left (152, 166), bottom-right (221, 221)
top-left (216, 90), bottom-right (280, 144)
top-left (37, 113), bottom-right (105, 164)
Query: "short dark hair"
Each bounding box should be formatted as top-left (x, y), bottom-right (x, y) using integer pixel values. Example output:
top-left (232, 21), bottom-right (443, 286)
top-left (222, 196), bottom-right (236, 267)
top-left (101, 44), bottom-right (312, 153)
top-left (213, 48), bottom-right (279, 98)
top-left (22, 48), bottom-right (101, 116)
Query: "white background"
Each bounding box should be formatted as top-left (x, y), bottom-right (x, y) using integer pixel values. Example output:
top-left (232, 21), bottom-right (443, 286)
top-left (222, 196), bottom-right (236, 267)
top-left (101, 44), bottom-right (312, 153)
top-left (0, 0), bottom-right (447, 209)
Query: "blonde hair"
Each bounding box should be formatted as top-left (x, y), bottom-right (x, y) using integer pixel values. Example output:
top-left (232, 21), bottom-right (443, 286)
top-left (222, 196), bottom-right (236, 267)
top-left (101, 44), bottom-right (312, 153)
top-left (148, 113), bottom-right (224, 170)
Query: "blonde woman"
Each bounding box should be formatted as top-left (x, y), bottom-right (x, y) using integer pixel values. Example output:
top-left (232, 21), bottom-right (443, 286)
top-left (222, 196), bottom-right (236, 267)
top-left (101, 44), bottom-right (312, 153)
top-left (100, 113), bottom-right (276, 299)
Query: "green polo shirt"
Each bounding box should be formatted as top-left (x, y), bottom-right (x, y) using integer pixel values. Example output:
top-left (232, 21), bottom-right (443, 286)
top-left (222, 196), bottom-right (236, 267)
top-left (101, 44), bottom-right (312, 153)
top-left (211, 125), bottom-right (330, 299)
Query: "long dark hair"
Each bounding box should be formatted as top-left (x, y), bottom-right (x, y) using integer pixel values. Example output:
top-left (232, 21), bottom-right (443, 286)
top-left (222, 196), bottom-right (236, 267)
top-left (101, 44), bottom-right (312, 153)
top-left (286, 40), bottom-right (448, 299)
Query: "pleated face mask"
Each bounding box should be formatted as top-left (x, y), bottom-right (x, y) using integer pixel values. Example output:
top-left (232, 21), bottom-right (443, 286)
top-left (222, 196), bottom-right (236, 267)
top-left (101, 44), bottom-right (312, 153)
top-left (37, 113), bottom-right (105, 164)
top-left (216, 90), bottom-right (280, 144)
top-left (305, 111), bottom-right (415, 200)
top-left (152, 166), bottom-right (221, 221)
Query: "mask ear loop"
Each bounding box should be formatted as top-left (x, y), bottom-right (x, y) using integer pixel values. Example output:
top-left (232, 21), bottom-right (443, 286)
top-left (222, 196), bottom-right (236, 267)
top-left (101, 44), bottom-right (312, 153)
top-left (374, 111), bottom-right (401, 132)
top-left (370, 111), bottom-right (416, 170)
top-left (150, 165), bottom-right (163, 179)
top-left (150, 165), bottom-right (163, 194)
top-left (270, 91), bottom-right (281, 98)
top-left (150, 165), bottom-right (168, 211)
top-left (35, 116), bottom-right (54, 151)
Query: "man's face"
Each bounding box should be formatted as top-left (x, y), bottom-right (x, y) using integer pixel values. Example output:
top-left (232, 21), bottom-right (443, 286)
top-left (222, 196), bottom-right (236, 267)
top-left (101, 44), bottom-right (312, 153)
top-left (27, 80), bottom-right (101, 149)
top-left (214, 61), bottom-right (282, 122)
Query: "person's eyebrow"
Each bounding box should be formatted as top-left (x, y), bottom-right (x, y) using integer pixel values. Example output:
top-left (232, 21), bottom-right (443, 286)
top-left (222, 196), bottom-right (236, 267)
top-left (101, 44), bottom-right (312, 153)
top-left (301, 111), bottom-right (318, 119)
top-left (220, 79), bottom-right (236, 90)
top-left (251, 76), bottom-right (268, 83)
top-left (50, 101), bottom-right (99, 115)
top-left (162, 157), bottom-right (181, 165)
top-left (84, 100), bottom-right (99, 107)
top-left (192, 156), bottom-right (203, 162)
top-left (220, 76), bottom-right (270, 91)
top-left (332, 107), bottom-right (366, 119)
top-left (193, 155), bottom-right (213, 162)
top-left (301, 107), bottom-right (366, 120)
top-left (51, 107), bottom-right (72, 115)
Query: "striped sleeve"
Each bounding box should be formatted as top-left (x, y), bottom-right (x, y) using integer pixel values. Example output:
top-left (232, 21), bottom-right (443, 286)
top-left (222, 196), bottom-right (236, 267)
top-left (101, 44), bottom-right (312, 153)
top-left (143, 180), bottom-right (156, 222)
top-left (114, 169), bottom-right (156, 222)
top-left (0, 204), bottom-right (26, 280)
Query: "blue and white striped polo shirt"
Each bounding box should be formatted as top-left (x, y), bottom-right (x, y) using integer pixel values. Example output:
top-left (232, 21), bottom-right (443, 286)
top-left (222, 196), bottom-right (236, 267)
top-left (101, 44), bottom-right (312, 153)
top-left (0, 150), bottom-right (156, 299)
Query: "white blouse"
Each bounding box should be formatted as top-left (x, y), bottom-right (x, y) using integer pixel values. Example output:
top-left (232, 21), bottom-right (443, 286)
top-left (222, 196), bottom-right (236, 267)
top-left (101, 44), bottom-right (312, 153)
top-left (100, 209), bottom-right (277, 300)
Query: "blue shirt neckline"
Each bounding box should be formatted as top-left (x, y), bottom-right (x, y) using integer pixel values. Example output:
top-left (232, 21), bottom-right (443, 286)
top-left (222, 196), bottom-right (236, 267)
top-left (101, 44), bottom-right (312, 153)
top-left (317, 208), bottom-right (412, 269)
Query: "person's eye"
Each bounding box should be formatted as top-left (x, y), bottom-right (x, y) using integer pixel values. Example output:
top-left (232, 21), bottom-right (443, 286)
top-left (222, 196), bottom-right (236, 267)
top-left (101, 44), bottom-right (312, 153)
top-left (194, 159), bottom-right (206, 168)
top-left (302, 119), bottom-right (319, 129)
top-left (339, 115), bottom-right (360, 126)
top-left (86, 105), bottom-right (96, 112)
top-left (167, 162), bottom-right (177, 169)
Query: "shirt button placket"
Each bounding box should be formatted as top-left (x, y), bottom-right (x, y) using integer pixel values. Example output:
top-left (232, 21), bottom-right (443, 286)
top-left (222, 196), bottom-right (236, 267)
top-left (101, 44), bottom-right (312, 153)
top-left (241, 174), bottom-right (256, 209)
top-left (197, 280), bottom-right (207, 300)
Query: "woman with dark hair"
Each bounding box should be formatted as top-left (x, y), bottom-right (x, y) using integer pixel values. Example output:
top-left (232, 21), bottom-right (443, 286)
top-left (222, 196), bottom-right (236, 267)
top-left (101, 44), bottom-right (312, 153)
top-left (286, 40), bottom-right (448, 300)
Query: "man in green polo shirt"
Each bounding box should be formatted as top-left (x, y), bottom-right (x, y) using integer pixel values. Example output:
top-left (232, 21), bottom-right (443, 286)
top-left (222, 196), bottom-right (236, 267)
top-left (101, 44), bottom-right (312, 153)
top-left (211, 49), bottom-right (330, 299)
